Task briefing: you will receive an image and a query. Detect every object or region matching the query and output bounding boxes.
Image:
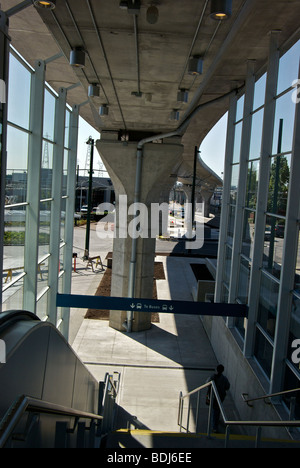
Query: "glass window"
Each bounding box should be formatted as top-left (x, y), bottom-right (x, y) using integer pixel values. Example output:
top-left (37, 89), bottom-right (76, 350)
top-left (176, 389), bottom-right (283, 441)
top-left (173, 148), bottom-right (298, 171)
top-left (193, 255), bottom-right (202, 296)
top-left (230, 164), bottom-right (239, 204)
top-left (221, 283), bottom-right (229, 303)
top-left (62, 149), bottom-right (68, 197)
top-left (277, 39), bottom-right (300, 95)
top-left (267, 154), bottom-right (291, 217)
top-left (8, 53), bottom-right (31, 130)
top-left (237, 256), bottom-right (250, 304)
top-left (236, 95), bottom-right (244, 122)
top-left (224, 245), bottom-right (232, 285)
top-left (241, 210), bottom-right (255, 259)
top-left (245, 160), bottom-right (259, 209)
top-left (249, 109), bottom-right (264, 160)
top-left (283, 366), bottom-right (300, 420)
top-left (253, 73), bottom-right (266, 111)
top-left (3, 206), bottom-right (27, 286)
top-left (37, 257), bottom-right (49, 292)
top-left (65, 110), bottom-right (71, 148)
top-left (289, 294), bottom-right (300, 372)
top-left (39, 201), bottom-right (51, 259)
top-left (227, 205), bottom-right (235, 244)
top-left (254, 328), bottom-right (273, 378)
top-left (60, 198), bottom-right (66, 243)
top-left (263, 215), bottom-right (286, 279)
top-left (273, 91), bottom-right (296, 155)
top-left (257, 272), bottom-right (279, 339)
top-left (233, 122), bottom-right (242, 163)
top-left (2, 277), bottom-right (25, 312)
top-left (41, 141), bottom-right (53, 199)
top-left (295, 231), bottom-right (300, 291)
top-left (6, 126), bottom-right (29, 203)
top-left (43, 89), bottom-right (56, 141)
top-left (36, 290), bottom-right (49, 321)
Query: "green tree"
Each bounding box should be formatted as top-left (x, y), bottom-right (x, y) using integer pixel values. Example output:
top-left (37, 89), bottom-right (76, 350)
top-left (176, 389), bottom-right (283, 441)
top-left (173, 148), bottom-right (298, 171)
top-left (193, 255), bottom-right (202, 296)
top-left (267, 155), bottom-right (290, 215)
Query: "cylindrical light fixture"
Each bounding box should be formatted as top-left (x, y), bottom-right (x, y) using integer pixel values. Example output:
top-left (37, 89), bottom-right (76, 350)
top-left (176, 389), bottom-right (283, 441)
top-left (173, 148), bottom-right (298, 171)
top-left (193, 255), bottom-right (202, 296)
top-left (34, 0), bottom-right (56, 9)
top-left (88, 84), bottom-right (100, 98)
top-left (210, 0), bottom-right (232, 20)
top-left (170, 109), bottom-right (180, 121)
top-left (99, 104), bottom-right (109, 116)
top-left (188, 56), bottom-right (203, 75)
top-left (177, 89), bottom-right (189, 103)
top-left (70, 48), bottom-right (86, 68)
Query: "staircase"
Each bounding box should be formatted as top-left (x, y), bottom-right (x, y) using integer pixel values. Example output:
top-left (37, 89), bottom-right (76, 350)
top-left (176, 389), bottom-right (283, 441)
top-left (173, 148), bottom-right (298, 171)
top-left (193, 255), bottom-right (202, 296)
top-left (1, 310), bottom-right (300, 448)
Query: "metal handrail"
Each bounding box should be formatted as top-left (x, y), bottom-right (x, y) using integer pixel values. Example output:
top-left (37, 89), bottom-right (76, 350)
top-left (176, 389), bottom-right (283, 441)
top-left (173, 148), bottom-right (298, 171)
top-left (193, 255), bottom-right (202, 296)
top-left (178, 381), bottom-right (300, 447)
top-left (0, 394), bottom-right (103, 448)
top-left (242, 388), bottom-right (300, 407)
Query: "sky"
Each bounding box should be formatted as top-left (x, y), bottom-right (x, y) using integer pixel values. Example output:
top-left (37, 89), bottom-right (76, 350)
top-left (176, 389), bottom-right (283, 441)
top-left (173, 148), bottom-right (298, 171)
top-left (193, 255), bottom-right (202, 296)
top-left (77, 116), bottom-right (101, 173)
top-left (200, 113), bottom-right (228, 179)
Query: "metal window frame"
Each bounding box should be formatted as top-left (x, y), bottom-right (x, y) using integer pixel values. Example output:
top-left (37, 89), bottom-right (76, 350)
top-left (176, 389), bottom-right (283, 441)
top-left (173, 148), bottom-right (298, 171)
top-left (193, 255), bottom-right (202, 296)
top-left (47, 87), bottom-right (67, 326)
top-left (23, 59), bottom-right (46, 314)
top-left (228, 61), bottom-right (256, 328)
top-left (0, 11), bottom-right (10, 311)
top-left (60, 104), bottom-right (79, 340)
top-left (270, 61), bottom-right (300, 394)
top-left (244, 31), bottom-right (281, 358)
top-left (215, 93), bottom-right (238, 302)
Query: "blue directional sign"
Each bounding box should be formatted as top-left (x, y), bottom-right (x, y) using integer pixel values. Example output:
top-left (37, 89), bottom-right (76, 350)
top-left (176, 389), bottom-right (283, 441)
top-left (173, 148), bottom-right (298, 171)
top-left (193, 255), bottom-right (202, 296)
top-left (57, 294), bottom-right (247, 318)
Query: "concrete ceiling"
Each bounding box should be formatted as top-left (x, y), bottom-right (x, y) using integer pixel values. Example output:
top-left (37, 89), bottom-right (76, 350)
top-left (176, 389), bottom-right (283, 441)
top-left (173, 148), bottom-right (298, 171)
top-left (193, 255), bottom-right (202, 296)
top-left (2, 0), bottom-right (300, 191)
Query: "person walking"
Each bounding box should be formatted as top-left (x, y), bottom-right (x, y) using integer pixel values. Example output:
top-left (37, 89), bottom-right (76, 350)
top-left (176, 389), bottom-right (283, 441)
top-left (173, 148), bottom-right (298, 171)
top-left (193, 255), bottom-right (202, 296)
top-left (206, 364), bottom-right (230, 433)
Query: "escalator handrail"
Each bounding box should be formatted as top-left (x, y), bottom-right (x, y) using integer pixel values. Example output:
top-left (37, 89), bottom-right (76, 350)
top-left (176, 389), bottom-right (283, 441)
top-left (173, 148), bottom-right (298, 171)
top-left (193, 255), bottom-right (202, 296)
top-left (0, 394), bottom-right (103, 448)
top-left (0, 310), bottom-right (40, 331)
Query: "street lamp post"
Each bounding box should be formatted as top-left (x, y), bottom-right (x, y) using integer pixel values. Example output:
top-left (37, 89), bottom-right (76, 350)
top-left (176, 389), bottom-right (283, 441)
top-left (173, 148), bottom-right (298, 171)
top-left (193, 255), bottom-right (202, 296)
top-left (84, 137), bottom-right (94, 260)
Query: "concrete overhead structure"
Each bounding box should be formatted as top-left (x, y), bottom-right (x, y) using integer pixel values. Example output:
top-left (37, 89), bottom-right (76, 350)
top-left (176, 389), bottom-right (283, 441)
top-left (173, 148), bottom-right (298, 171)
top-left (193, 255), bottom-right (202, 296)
top-left (1, 0), bottom-right (300, 331)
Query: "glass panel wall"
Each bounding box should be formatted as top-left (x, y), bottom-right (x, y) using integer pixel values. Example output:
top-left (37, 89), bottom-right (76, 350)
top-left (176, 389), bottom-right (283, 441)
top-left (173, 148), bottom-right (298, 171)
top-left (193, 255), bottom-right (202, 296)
top-left (2, 51), bottom-right (32, 309)
top-left (2, 47), bottom-right (77, 334)
top-left (217, 37), bottom-right (300, 405)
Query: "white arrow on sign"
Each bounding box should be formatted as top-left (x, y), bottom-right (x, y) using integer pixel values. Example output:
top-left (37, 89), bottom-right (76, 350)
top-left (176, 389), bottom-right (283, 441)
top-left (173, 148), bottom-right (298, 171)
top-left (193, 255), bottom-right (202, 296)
top-left (130, 303), bottom-right (135, 309)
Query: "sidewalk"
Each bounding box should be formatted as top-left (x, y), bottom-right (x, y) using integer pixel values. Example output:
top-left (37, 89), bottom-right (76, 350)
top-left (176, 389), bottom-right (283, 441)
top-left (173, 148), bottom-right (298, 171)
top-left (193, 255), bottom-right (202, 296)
top-left (69, 241), bottom-right (239, 433)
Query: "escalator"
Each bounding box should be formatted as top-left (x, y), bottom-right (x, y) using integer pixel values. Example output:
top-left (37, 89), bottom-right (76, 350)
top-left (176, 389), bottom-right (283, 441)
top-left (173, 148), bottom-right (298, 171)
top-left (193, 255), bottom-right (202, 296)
top-left (0, 310), bottom-right (118, 448)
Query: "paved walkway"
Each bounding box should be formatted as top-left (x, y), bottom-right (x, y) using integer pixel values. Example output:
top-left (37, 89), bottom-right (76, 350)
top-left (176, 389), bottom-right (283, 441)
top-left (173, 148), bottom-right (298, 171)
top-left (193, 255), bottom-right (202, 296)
top-left (69, 235), bottom-right (240, 433)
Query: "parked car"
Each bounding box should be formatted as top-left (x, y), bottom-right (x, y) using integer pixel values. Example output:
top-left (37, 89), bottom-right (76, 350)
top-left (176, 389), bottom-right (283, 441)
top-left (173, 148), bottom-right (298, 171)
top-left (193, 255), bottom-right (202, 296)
top-left (264, 227), bottom-right (271, 241)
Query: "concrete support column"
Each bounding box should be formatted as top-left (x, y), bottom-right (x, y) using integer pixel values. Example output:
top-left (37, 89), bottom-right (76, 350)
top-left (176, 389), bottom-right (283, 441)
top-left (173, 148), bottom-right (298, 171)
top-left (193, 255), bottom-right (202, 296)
top-left (96, 137), bottom-right (183, 332)
top-left (200, 188), bottom-right (213, 217)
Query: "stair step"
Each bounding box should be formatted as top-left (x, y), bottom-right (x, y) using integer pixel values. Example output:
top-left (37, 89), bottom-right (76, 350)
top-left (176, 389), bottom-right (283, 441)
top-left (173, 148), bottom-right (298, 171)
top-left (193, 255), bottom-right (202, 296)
top-left (105, 429), bottom-right (300, 449)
